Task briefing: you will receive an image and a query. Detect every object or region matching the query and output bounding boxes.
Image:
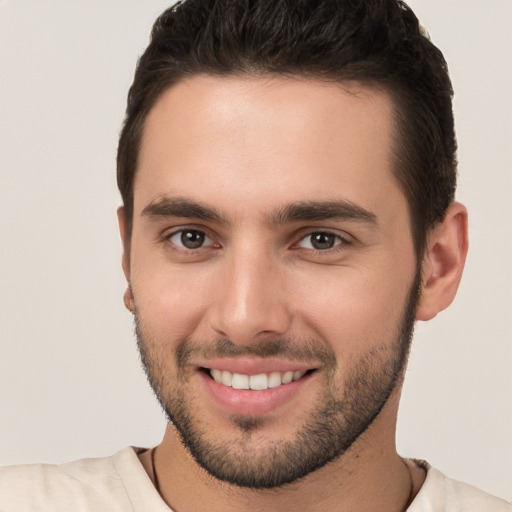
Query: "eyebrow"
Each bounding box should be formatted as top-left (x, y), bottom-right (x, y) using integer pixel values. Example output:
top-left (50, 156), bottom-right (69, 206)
top-left (141, 196), bottom-right (227, 224)
top-left (141, 196), bottom-right (377, 227)
top-left (268, 201), bottom-right (378, 227)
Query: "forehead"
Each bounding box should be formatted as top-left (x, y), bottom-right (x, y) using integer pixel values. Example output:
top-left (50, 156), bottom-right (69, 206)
top-left (135, 74), bottom-right (404, 223)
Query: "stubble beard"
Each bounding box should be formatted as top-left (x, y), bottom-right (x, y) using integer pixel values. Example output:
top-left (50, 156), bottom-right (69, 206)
top-left (135, 270), bottom-right (421, 489)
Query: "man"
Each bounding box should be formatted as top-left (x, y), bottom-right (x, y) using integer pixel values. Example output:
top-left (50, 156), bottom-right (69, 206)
top-left (0, 0), bottom-right (509, 510)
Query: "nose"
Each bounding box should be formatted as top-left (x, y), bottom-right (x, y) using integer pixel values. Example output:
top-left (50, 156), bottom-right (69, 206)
top-left (208, 248), bottom-right (292, 345)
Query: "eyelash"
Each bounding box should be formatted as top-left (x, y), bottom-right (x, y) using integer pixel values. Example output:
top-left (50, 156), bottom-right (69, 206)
top-left (163, 228), bottom-right (218, 252)
top-left (294, 231), bottom-right (351, 253)
top-left (161, 227), bottom-right (352, 254)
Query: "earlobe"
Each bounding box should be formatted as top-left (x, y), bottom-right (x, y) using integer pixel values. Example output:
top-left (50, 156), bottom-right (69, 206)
top-left (416, 202), bottom-right (469, 321)
top-left (124, 285), bottom-right (135, 313)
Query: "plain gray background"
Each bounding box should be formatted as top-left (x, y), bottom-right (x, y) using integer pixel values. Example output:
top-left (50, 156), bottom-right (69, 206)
top-left (0, 0), bottom-right (511, 501)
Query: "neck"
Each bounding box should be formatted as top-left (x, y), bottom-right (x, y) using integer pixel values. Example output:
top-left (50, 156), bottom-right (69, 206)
top-left (145, 395), bottom-right (424, 512)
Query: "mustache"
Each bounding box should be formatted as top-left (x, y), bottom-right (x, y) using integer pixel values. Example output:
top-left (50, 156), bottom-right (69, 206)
top-left (175, 337), bottom-right (337, 369)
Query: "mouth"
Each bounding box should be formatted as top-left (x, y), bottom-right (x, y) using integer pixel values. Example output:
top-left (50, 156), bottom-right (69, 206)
top-left (203, 368), bottom-right (313, 390)
top-left (198, 363), bottom-right (318, 417)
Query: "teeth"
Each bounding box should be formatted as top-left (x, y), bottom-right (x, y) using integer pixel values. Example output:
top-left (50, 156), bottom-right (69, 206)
top-left (293, 370), bottom-right (306, 381)
top-left (281, 371), bottom-right (293, 384)
top-left (249, 373), bottom-right (267, 390)
top-left (209, 369), bottom-right (308, 390)
top-left (268, 372), bottom-right (282, 388)
top-left (231, 373), bottom-right (249, 389)
top-left (221, 370), bottom-right (232, 386)
top-left (211, 369), bottom-right (222, 382)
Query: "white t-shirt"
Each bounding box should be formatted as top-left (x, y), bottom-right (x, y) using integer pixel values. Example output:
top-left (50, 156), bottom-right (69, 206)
top-left (0, 447), bottom-right (509, 511)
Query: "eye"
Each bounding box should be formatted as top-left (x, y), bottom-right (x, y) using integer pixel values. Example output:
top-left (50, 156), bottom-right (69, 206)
top-left (168, 229), bottom-right (214, 249)
top-left (298, 232), bottom-right (345, 251)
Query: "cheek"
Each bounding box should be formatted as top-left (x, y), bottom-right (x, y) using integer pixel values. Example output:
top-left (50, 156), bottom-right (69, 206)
top-left (292, 263), bottom-right (413, 354)
top-left (130, 256), bottom-right (215, 342)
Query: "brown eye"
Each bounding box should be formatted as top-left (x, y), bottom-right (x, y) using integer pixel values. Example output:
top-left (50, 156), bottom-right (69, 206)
top-left (169, 229), bottom-right (211, 249)
top-left (299, 232), bottom-right (343, 250)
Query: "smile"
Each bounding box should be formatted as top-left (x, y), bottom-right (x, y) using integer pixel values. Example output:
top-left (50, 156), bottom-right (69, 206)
top-left (208, 369), bottom-right (308, 390)
top-left (199, 365), bottom-right (317, 416)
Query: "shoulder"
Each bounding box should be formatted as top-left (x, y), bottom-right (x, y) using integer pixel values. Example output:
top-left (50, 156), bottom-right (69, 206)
top-left (410, 461), bottom-right (511, 512)
top-left (0, 447), bottom-right (142, 511)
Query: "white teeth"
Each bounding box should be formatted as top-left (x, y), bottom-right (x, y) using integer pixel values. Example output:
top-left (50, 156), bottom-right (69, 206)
top-left (281, 371), bottom-right (293, 384)
top-left (209, 369), bottom-right (309, 390)
top-left (293, 370), bottom-right (306, 381)
top-left (268, 372), bottom-right (282, 388)
top-left (221, 370), bottom-right (232, 386)
top-left (231, 373), bottom-right (250, 390)
top-left (211, 369), bottom-right (222, 383)
top-left (249, 373), bottom-right (268, 390)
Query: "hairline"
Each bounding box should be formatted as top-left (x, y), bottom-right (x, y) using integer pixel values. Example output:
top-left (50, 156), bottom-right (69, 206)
top-left (121, 71), bottom-right (431, 261)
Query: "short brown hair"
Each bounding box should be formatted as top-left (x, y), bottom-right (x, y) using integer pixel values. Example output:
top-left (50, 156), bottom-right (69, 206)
top-left (117, 0), bottom-right (456, 257)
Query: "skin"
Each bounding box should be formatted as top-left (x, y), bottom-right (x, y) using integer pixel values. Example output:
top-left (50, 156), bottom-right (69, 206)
top-left (119, 75), bottom-right (468, 511)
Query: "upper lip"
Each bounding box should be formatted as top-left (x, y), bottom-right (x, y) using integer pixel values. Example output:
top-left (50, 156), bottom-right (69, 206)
top-left (196, 357), bottom-right (317, 375)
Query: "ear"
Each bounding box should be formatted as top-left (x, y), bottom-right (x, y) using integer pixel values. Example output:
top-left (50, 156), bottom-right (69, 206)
top-left (117, 206), bottom-right (135, 314)
top-left (416, 202), bottom-right (469, 321)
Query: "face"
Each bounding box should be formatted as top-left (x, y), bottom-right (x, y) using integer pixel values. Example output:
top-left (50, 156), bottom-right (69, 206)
top-left (123, 76), bottom-right (420, 488)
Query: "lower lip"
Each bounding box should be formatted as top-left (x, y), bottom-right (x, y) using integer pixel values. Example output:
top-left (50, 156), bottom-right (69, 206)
top-left (200, 371), bottom-right (313, 417)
